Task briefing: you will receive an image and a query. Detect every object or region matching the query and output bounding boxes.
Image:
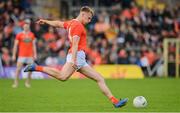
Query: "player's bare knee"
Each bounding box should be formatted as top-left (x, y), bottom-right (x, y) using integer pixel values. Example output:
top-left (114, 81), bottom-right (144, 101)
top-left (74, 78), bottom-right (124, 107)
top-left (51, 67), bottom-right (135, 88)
top-left (96, 74), bottom-right (105, 83)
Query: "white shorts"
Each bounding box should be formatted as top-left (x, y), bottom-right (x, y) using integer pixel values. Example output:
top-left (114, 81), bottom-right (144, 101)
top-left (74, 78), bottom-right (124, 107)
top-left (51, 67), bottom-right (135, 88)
top-left (17, 57), bottom-right (34, 64)
top-left (66, 51), bottom-right (89, 70)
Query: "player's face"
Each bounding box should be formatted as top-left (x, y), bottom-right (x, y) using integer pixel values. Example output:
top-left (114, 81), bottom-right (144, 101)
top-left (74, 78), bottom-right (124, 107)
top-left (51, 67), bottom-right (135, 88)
top-left (23, 23), bottom-right (30, 32)
top-left (83, 12), bottom-right (92, 24)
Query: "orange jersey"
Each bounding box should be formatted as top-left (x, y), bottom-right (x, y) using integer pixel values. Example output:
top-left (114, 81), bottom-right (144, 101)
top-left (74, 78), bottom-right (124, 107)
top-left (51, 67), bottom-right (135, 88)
top-left (63, 19), bottom-right (86, 52)
top-left (15, 31), bottom-right (35, 57)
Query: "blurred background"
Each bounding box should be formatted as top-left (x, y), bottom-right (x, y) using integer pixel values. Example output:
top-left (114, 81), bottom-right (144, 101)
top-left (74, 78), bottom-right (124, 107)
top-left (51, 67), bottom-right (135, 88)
top-left (0, 0), bottom-right (179, 78)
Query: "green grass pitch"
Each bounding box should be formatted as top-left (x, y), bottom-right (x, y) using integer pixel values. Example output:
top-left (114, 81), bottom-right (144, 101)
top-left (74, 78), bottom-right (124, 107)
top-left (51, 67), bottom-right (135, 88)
top-left (0, 78), bottom-right (180, 112)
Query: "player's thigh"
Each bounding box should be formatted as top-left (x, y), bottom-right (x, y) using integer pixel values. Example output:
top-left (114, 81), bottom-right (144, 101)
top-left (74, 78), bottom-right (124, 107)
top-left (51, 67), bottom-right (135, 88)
top-left (78, 66), bottom-right (103, 81)
top-left (61, 62), bottom-right (76, 77)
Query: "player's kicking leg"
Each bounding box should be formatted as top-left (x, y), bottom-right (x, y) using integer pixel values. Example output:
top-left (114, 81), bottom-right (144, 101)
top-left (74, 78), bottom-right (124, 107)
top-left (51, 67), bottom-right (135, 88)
top-left (24, 63), bottom-right (76, 81)
top-left (78, 66), bottom-right (128, 108)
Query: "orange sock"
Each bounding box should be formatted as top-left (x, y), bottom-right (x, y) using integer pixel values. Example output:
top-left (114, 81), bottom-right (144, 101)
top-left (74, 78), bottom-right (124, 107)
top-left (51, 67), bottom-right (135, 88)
top-left (110, 96), bottom-right (119, 104)
top-left (35, 66), bottom-right (43, 71)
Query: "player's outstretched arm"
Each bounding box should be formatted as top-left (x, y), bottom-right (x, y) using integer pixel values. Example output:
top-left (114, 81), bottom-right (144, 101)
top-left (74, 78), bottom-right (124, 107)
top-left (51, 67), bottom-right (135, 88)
top-left (36, 19), bottom-right (64, 28)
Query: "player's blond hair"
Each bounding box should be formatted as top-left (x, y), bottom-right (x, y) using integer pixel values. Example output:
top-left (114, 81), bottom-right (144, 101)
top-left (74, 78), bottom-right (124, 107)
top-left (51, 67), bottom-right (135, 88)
top-left (80, 6), bottom-right (94, 16)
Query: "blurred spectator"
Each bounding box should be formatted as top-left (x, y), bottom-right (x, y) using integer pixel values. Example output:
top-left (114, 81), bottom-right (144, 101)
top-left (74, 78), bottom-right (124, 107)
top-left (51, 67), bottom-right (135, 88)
top-left (128, 50), bottom-right (138, 64)
top-left (45, 56), bottom-right (58, 66)
top-left (168, 54), bottom-right (176, 77)
top-left (3, 22), bottom-right (14, 50)
top-left (36, 39), bottom-right (47, 64)
top-left (0, 32), bottom-right (3, 49)
top-left (43, 27), bottom-right (56, 42)
top-left (13, 21), bottom-right (23, 35)
top-left (94, 14), bottom-right (110, 39)
top-left (109, 41), bottom-right (118, 64)
top-left (1, 47), bottom-right (11, 66)
top-left (139, 54), bottom-right (149, 76)
top-left (86, 47), bottom-right (102, 65)
top-left (144, 48), bottom-right (157, 67)
top-left (57, 50), bottom-right (66, 65)
top-left (118, 49), bottom-right (129, 64)
top-left (121, 8), bottom-right (133, 20)
top-left (32, 23), bottom-right (44, 39)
